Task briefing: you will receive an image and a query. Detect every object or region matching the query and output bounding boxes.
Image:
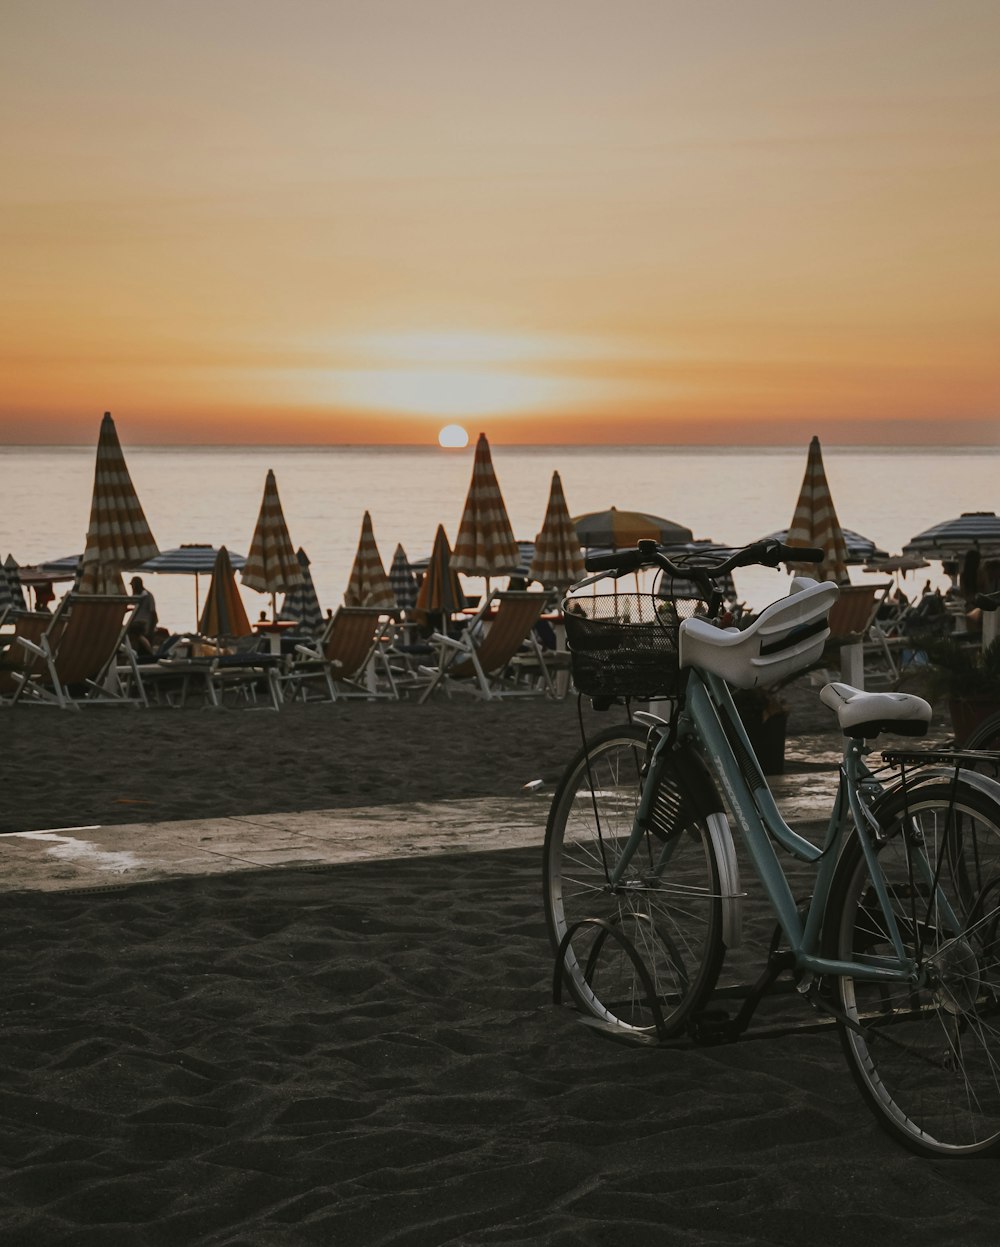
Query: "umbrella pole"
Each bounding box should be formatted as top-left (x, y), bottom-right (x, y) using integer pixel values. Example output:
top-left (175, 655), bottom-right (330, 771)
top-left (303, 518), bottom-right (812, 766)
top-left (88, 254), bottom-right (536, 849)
top-left (194, 574), bottom-right (200, 628)
top-left (271, 591), bottom-right (277, 622)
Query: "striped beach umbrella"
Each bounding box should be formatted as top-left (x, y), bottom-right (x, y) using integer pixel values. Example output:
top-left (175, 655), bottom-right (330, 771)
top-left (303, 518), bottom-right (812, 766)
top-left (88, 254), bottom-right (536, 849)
top-left (529, 470), bottom-right (585, 590)
top-left (279, 548), bottom-right (324, 633)
top-left (3, 555), bottom-right (28, 614)
top-left (344, 511), bottom-right (396, 609)
top-left (904, 512), bottom-right (1000, 560)
top-left (389, 543), bottom-right (419, 612)
top-left (139, 543), bottom-right (247, 625)
top-left (78, 412), bottom-right (159, 595)
top-left (199, 546), bottom-right (252, 638)
top-left (782, 436), bottom-right (850, 585)
top-left (241, 469), bottom-right (304, 616)
top-left (451, 433), bottom-right (520, 578)
top-left (762, 527), bottom-right (885, 566)
top-left (573, 507), bottom-right (693, 550)
top-left (414, 524), bottom-right (465, 620)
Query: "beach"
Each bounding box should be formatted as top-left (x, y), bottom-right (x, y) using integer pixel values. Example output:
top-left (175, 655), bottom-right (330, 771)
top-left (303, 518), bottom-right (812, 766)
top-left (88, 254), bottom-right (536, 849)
top-left (4, 693), bottom-right (1000, 1246)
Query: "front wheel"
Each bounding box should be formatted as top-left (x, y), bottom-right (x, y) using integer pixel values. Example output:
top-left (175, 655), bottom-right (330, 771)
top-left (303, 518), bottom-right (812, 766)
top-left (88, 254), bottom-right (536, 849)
top-left (543, 723), bottom-right (726, 1036)
top-left (824, 780), bottom-right (1000, 1156)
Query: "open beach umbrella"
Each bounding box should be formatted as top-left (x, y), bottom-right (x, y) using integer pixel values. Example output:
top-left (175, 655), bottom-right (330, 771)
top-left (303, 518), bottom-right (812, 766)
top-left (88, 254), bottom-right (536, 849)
top-left (763, 527), bottom-right (885, 566)
top-left (0, 561), bottom-right (18, 619)
top-left (389, 544), bottom-right (419, 613)
top-left (413, 524), bottom-right (465, 621)
top-left (279, 548), bottom-right (324, 633)
top-left (451, 433), bottom-right (520, 580)
top-left (78, 412), bottom-right (159, 595)
top-left (903, 512), bottom-right (1000, 561)
top-left (573, 507), bottom-right (693, 550)
top-left (139, 543), bottom-right (247, 624)
top-left (199, 546), bottom-right (252, 638)
top-left (529, 470), bottom-right (584, 590)
top-left (241, 469), bottom-right (304, 617)
top-left (344, 511), bottom-right (396, 609)
top-left (781, 436), bottom-right (850, 585)
top-left (864, 554), bottom-right (930, 575)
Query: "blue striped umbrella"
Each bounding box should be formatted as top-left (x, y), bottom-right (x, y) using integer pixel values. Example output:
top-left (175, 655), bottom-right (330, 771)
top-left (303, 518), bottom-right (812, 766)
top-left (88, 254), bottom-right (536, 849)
top-left (389, 544), bottom-right (419, 612)
top-left (139, 543), bottom-right (248, 625)
top-left (904, 512), bottom-right (1000, 560)
top-left (2, 555), bottom-right (28, 614)
top-left (761, 528), bottom-right (887, 566)
top-left (279, 548), bottom-right (324, 634)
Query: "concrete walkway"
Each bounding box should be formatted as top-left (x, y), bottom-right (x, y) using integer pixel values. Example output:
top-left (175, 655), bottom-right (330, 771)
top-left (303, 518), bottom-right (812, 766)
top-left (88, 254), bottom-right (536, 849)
top-left (0, 748), bottom-right (845, 893)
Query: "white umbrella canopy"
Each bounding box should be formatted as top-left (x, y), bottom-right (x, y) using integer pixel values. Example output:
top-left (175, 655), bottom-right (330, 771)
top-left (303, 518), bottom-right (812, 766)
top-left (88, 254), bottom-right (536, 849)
top-left (451, 433), bottom-right (520, 577)
top-left (241, 469), bottom-right (304, 616)
top-left (529, 470), bottom-right (584, 590)
top-left (344, 511), bottom-right (396, 609)
top-left (78, 412), bottom-right (159, 595)
top-left (783, 435), bottom-right (850, 585)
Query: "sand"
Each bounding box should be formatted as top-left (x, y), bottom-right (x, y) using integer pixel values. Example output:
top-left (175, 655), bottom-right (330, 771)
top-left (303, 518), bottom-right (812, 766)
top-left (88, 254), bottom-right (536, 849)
top-left (4, 693), bottom-right (997, 1246)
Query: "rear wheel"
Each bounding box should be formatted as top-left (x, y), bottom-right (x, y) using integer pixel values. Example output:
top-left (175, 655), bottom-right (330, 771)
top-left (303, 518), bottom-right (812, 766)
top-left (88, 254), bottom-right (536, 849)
top-left (825, 780), bottom-right (1000, 1156)
top-left (962, 709), bottom-right (1000, 753)
top-left (543, 723), bottom-right (725, 1036)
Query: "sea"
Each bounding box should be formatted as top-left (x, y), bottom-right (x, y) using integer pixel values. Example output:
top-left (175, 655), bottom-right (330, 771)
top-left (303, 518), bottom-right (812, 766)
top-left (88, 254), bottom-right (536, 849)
top-left (1, 444), bottom-right (997, 634)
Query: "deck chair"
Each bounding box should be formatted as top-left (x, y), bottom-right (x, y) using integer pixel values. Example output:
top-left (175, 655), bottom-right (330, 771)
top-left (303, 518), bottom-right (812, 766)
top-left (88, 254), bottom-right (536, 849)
top-left (7, 593), bottom-right (145, 709)
top-left (279, 607), bottom-right (399, 702)
top-left (416, 591), bottom-right (554, 703)
top-left (825, 582), bottom-right (895, 690)
top-left (0, 611), bottom-right (56, 701)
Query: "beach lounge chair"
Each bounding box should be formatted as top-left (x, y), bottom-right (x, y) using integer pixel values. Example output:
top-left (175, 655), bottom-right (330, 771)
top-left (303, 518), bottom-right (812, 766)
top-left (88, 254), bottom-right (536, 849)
top-left (416, 590), bottom-right (554, 703)
top-left (0, 610), bottom-right (56, 701)
top-left (6, 593), bottom-right (145, 709)
top-left (279, 607), bottom-right (399, 702)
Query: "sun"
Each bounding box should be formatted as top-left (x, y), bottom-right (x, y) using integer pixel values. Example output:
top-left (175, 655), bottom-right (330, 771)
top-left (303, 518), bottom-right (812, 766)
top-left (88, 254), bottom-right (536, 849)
top-left (438, 424), bottom-right (470, 448)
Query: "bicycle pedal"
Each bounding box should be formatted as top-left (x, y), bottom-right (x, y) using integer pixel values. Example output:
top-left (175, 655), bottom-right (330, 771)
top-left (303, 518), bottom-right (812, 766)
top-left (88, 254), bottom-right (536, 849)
top-left (689, 1009), bottom-right (740, 1045)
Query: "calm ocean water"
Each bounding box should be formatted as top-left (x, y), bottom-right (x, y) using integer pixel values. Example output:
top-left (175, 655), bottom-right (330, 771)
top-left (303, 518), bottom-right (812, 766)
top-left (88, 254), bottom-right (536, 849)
top-left (1, 444), bottom-right (997, 632)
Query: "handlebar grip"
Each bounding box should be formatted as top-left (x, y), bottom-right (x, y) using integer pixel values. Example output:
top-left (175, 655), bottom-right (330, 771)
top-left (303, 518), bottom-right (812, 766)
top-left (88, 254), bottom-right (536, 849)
top-left (584, 548), bottom-right (643, 574)
top-left (751, 541), bottom-right (824, 568)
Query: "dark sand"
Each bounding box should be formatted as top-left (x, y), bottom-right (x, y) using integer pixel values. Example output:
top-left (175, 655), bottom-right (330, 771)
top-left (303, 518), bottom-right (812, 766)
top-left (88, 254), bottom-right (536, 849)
top-left (4, 691), bottom-right (996, 1246)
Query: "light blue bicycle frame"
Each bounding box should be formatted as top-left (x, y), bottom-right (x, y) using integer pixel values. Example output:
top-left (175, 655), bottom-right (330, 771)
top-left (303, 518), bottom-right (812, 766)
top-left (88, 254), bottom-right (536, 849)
top-left (608, 666), bottom-right (963, 986)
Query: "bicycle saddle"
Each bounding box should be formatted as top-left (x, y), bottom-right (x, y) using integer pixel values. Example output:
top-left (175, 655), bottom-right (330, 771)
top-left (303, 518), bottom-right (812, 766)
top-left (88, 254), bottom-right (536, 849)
top-left (679, 577), bottom-right (839, 689)
top-left (820, 682), bottom-right (932, 738)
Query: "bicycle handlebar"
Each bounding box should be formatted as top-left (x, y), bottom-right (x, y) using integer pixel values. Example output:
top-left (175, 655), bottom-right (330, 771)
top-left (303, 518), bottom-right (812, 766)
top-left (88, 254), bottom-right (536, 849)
top-left (582, 539), bottom-right (825, 580)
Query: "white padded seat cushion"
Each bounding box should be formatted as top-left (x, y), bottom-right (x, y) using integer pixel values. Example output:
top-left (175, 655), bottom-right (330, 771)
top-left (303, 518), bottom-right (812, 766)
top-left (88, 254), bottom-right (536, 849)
top-left (820, 682), bottom-right (932, 738)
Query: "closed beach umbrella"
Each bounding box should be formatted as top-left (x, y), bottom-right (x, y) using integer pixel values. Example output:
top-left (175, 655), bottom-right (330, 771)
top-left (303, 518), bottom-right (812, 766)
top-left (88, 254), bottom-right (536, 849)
top-left (389, 543), bottom-right (419, 612)
top-left (279, 548), bottom-right (324, 633)
top-left (78, 412), bottom-right (159, 594)
top-left (782, 436), bottom-right (850, 585)
top-left (242, 469), bottom-right (304, 617)
top-left (344, 511), bottom-right (396, 609)
top-left (451, 433), bottom-right (520, 578)
top-left (2, 555), bottom-right (28, 614)
top-left (573, 507), bottom-right (693, 550)
top-left (529, 470), bottom-right (584, 590)
top-left (903, 512), bottom-right (1000, 560)
top-left (199, 546), bottom-right (252, 638)
top-left (140, 543), bottom-right (247, 625)
top-left (414, 524), bottom-right (465, 619)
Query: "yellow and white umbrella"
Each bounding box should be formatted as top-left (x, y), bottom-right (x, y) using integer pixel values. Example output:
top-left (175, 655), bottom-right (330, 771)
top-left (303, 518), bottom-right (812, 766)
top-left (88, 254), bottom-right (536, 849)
top-left (344, 511), bottom-right (396, 608)
top-left (785, 436), bottom-right (850, 585)
top-left (78, 412), bottom-right (159, 595)
top-left (529, 470), bottom-right (584, 590)
top-left (451, 433), bottom-right (519, 580)
top-left (241, 469), bottom-right (304, 617)
top-left (199, 546), bottom-right (252, 638)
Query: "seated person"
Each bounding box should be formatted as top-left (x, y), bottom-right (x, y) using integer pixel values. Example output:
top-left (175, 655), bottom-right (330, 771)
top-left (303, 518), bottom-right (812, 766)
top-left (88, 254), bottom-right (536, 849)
top-left (128, 576), bottom-right (158, 656)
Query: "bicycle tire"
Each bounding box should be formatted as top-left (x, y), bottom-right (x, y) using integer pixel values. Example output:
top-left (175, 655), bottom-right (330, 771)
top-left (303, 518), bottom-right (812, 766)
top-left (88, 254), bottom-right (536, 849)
top-left (962, 708), bottom-right (1000, 753)
top-left (543, 723), bottom-right (726, 1036)
top-left (824, 779), bottom-right (1000, 1157)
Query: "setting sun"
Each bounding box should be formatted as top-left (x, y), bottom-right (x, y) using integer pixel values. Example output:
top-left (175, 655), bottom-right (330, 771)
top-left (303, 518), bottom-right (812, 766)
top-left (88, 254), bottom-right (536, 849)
top-left (438, 424), bottom-right (469, 449)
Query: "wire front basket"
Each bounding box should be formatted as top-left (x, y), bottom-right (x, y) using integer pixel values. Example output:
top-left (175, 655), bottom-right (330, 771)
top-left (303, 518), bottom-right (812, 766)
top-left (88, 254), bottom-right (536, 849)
top-left (562, 592), bottom-right (701, 700)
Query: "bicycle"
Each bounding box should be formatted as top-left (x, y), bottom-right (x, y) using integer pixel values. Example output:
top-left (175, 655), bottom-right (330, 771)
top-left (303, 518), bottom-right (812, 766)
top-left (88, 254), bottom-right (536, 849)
top-left (543, 538), bottom-right (1000, 1158)
top-left (957, 591), bottom-right (1000, 752)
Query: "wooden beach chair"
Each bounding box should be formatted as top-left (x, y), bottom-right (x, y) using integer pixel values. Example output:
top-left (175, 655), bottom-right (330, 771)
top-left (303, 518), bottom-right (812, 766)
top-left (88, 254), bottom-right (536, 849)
top-left (416, 590), bottom-right (554, 703)
top-left (6, 593), bottom-right (146, 709)
top-left (0, 611), bottom-right (57, 701)
top-left (279, 606), bottom-right (399, 702)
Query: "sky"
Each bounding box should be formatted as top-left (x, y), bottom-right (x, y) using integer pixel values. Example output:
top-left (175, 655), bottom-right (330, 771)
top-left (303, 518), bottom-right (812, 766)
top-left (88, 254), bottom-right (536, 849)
top-left (2, 0), bottom-right (998, 446)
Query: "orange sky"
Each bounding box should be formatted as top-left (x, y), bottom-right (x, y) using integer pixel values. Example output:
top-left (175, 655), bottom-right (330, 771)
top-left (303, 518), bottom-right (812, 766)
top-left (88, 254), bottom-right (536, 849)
top-left (2, 1), bottom-right (998, 445)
